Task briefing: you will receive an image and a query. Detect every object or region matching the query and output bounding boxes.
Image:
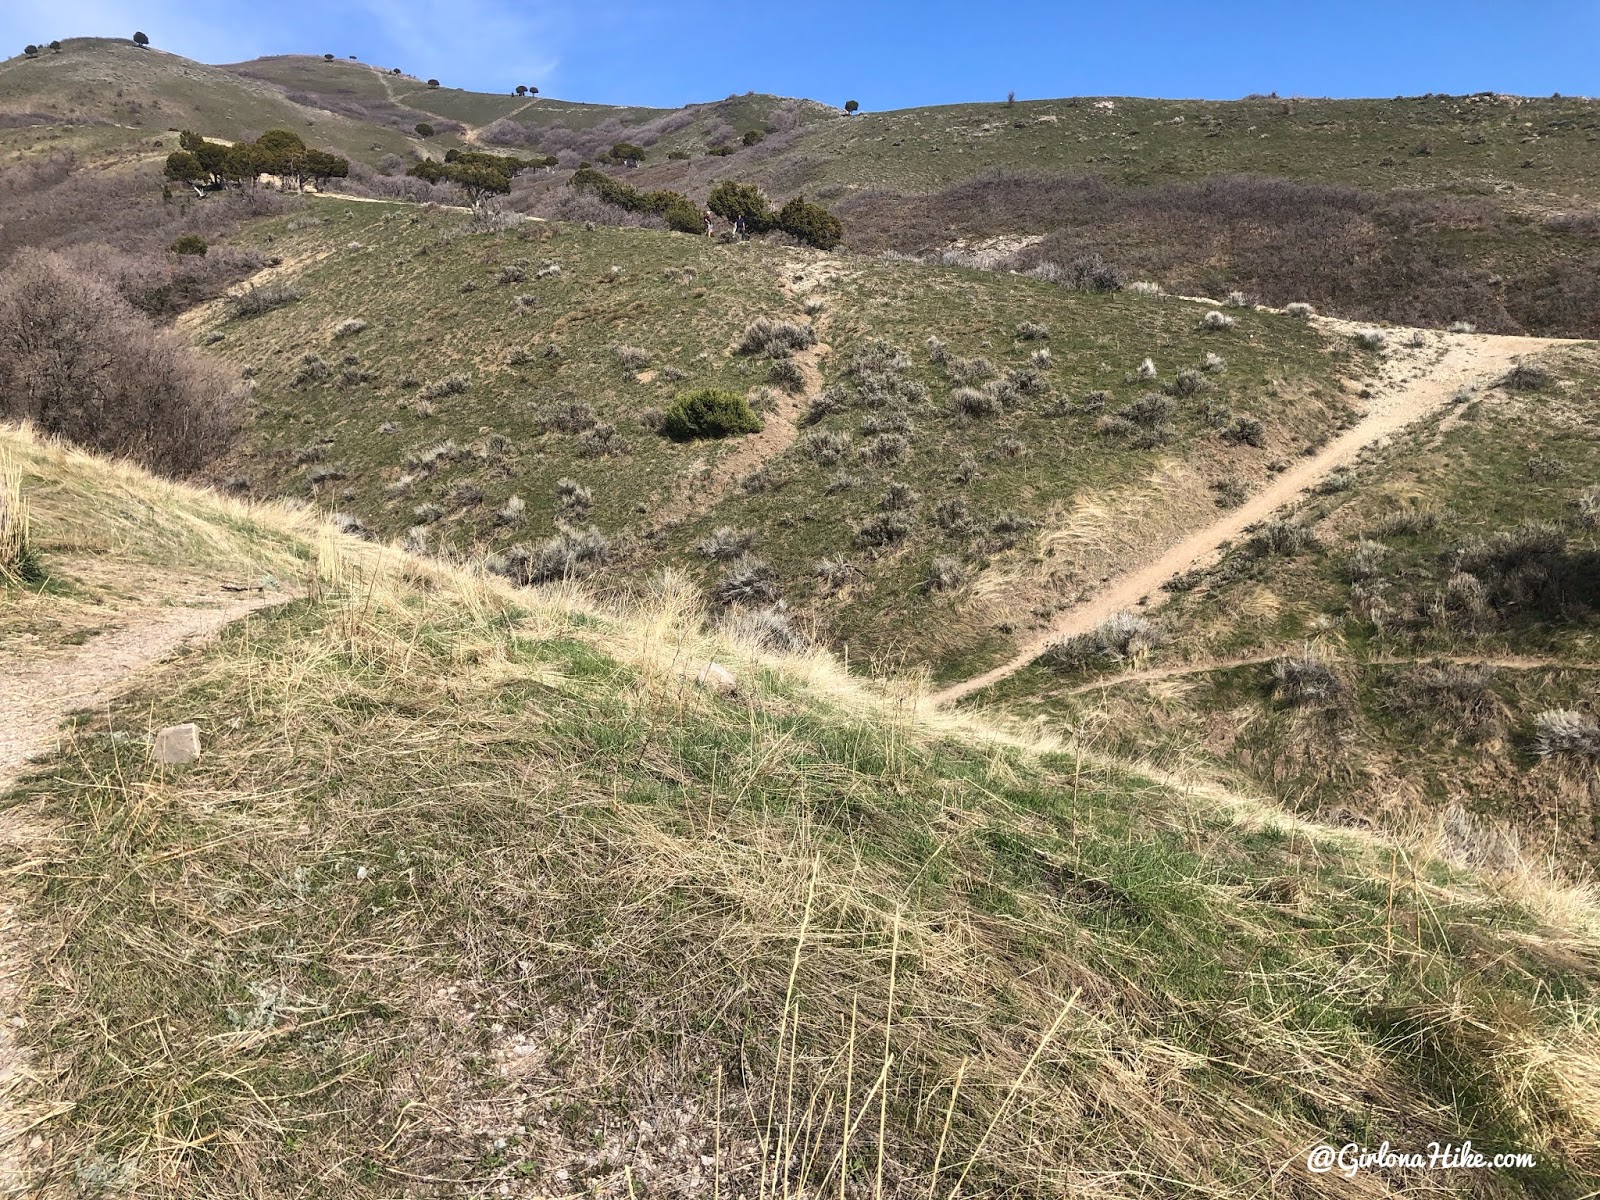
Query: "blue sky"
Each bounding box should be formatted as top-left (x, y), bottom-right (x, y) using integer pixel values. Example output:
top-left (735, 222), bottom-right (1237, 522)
top-left (5, 1), bottom-right (1596, 108)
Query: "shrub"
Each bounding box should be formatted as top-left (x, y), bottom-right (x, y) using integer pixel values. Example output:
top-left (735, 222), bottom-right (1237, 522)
top-left (1136, 358), bottom-right (1157, 379)
top-left (614, 344), bottom-right (652, 372)
top-left (1128, 281), bottom-right (1164, 296)
top-left (1172, 368), bottom-right (1210, 397)
top-left (696, 527), bottom-right (756, 560)
top-left (803, 429), bottom-right (852, 465)
top-left (769, 358), bottom-right (807, 393)
top-left (854, 511), bottom-right (914, 547)
top-left (1353, 328), bottom-right (1387, 350)
top-left (713, 556), bottom-right (779, 606)
top-left (494, 495), bottom-right (526, 526)
top-left (1221, 415), bottom-right (1266, 447)
top-left (331, 318), bottom-right (367, 339)
top-left (1248, 519), bottom-right (1316, 556)
top-left (1116, 393), bottom-right (1174, 427)
top-left (578, 423), bottom-right (629, 458)
top-left (921, 555), bottom-right (968, 593)
top-left (555, 478), bottom-right (592, 520)
top-left (1448, 321), bottom-right (1478, 334)
top-left (227, 281), bottom-right (303, 319)
top-left (1030, 348), bottom-right (1052, 368)
top-left (536, 401), bottom-right (597, 434)
top-left (924, 336), bottom-right (948, 364)
top-left (1346, 540), bottom-right (1388, 581)
top-left (706, 180), bottom-right (774, 231)
top-left (418, 374), bottom-right (470, 401)
top-left (858, 433), bottom-right (911, 466)
top-left (1532, 710), bottom-right (1600, 760)
top-left (1397, 663), bottom-right (1503, 741)
top-left (952, 387), bottom-right (1003, 419)
top-left (724, 603), bottom-right (808, 652)
top-left (946, 356), bottom-right (995, 385)
top-left (880, 482), bottom-right (919, 511)
top-left (169, 234), bottom-right (207, 257)
top-left (776, 195), bottom-right (844, 250)
top-left (662, 388), bottom-right (762, 440)
top-left (415, 122), bottom-right (435, 137)
top-left (1500, 362), bottom-right (1552, 392)
top-left (1285, 302), bottom-right (1314, 318)
top-left (1015, 321), bottom-right (1050, 341)
top-left (736, 318), bottom-right (816, 357)
top-left (1224, 290), bottom-right (1250, 308)
top-left (934, 497), bottom-right (975, 534)
top-left (495, 526), bottom-right (613, 585)
top-left (1374, 508), bottom-right (1442, 538)
top-left (1270, 655), bottom-right (1343, 704)
top-left (814, 555), bottom-right (856, 591)
top-left (497, 264), bottom-right (527, 285)
top-left (1574, 485), bottom-right (1600, 529)
top-left (1042, 613), bottom-right (1160, 670)
top-left (1200, 310), bottom-right (1236, 331)
top-left (1203, 352), bottom-right (1227, 374)
top-left (0, 251), bottom-right (241, 476)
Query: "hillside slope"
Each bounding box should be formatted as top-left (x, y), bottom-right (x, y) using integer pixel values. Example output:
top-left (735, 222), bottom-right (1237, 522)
top-left (0, 38), bottom-right (420, 163)
top-left (3, 424), bottom-right (1599, 1196)
top-left (977, 342), bottom-right (1600, 867)
top-left (189, 197), bottom-right (1368, 681)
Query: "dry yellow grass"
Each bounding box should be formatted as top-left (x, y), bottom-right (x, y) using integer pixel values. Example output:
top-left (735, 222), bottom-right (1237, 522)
top-left (2, 422), bottom-right (1598, 1197)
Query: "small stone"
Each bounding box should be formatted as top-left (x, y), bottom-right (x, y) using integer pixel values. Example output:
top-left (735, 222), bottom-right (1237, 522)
top-left (356, 865), bottom-right (369, 881)
top-left (151, 722), bottom-right (201, 765)
top-left (697, 662), bottom-right (737, 695)
top-left (27, 1135), bottom-right (42, 1151)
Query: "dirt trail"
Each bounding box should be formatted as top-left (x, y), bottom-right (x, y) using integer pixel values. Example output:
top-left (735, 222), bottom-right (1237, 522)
top-left (0, 592), bottom-right (282, 1194)
top-left (1042, 652), bottom-right (1600, 701)
top-left (653, 260), bottom-right (838, 528)
top-left (931, 325), bottom-right (1577, 707)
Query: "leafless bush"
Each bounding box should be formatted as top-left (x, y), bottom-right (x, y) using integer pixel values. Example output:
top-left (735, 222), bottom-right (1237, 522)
top-left (803, 429), bottom-right (852, 465)
top-left (946, 355), bottom-right (996, 385)
top-left (1247, 519), bottom-right (1317, 556)
top-left (737, 318), bottom-right (816, 357)
top-left (1394, 663), bottom-right (1503, 741)
top-left (1042, 612), bottom-right (1161, 671)
top-left (494, 526), bottom-right (613, 585)
top-left (227, 281), bottom-right (303, 319)
top-left (714, 556), bottom-right (780, 606)
top-left (332, 318), bottom-right (367, 339)
top-left (696, 527), bottom-right (756, 560)
top-left (922, 555), bottom-right (969, 593)
top-left (1532, 710), bottom-right (1600, 760)
top-left (0, 251), bottom-right (241, 476)
top-left (854, 511), bottom-right (914, 547)
top-left (419, 374), bottom-right (471, 402)
top-left (952, 386), bottom-right (1004, 419)
top-left (722, 602), bottom-right (809, 653)
top-left (555, 478), bottom-right (592, 521)
top-left (858, 433), bottom-right (912, 467)
top-left (578, 423), bottom-right (630, 458)
top-left (614, 345), bottom-right (652, 372)
top-left (535, 400), bottom-right (598, 434)
top-left (1269, 655), bottom-right (1343, 704)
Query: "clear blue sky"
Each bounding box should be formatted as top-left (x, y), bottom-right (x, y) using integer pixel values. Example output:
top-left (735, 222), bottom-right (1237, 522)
top-left (5, 1), bottom-right (1596, 108)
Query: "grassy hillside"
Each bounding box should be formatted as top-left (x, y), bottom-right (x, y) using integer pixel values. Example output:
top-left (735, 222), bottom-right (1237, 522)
top-left (0, 39), bottom-right (420, 163)
top-left (4, 424), bottom-right (1599, 1196)
top-left (978, 344), bottom-right (1600, 865)
top-left (688, 93), bottom-right (1600, 205)
top-left (193, 197), bottom-right (1359, 680)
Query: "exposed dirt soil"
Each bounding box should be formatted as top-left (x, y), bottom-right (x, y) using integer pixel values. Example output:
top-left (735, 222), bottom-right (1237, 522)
top-left (932, 321), bottom-right (1580, 705)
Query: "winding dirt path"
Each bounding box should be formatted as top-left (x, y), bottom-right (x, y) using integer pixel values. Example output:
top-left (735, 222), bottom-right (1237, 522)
top-left (652, 260), bottom-right (837, 528)
top-left (0, 592), bottom-right (283, 1195)
top-left (930, 325), bottom-right (1578, 706)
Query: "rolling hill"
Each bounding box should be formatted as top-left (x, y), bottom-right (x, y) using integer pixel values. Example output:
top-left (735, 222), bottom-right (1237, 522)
top-left (4, 424), bottom-right (1599, 1195)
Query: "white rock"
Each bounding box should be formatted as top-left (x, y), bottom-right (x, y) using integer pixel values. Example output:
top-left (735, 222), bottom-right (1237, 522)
top-left (151, 723), bottom-right (201, 765)
top-left (356, 865), bottom-right (368, 881)
top-left (697, 662), bottom-right (737, 695)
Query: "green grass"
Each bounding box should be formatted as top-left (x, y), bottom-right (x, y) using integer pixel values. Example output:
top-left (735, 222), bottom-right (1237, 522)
top-left (202, 199), bottom-right (1356, 680)
top-left (982, 345), bottom-right (1600, 862)
top-left (4, 453), bottom-right (1598, 1195)
top-left (724, 94), bottom-right (1600, 204)
top-left (0, 39), bottom-right (416, 164)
